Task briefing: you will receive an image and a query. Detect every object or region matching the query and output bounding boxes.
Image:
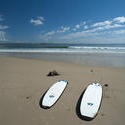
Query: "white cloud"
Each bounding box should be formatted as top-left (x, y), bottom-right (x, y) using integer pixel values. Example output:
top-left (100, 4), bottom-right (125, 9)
top-left (92, 20), bottom-right (112, 27)
top-left (72, 28), bottom-right (76, 31)
top-left (57, 26), bottom-right (70, 33)
top-left (84, 25), bottom-right (88, 29)
top-left (40, 26), bottom-right (70, 41)
top-left (73, 21), bottom-right (86, 31)
top-left (45, 31), bottom-right (55, 36)
top-left (60, 23), bottom-right (124, 40)
top-left (104, 24), bottom-right (123, 29)
top-left (38, 16), bottom-right (44, 21)
top-left (92, 17), bottom-right (125, 28)
top-left (0, 15), bottom-right (9, 30)
top-left (73, 24), bottom-right (80, 31)
top-left (0, 15), bottom-right (9, 41)
top-left (0, 25), bottom-right (9, 30)
top-left (113, 30), bottom-right (125, 34)
top-left (0, 15), bottom-right (4, 21)
top-left (30, 19), bottom-right (43, 25)
top-left (82, 21), bottom-right (86, 25)
top-left (40, 16), bottom-right (125, 43)
top-left (113, 16), bottom-right (125, 23)
top-left (75, 24), bottom-right (80, 29)
top-left (91, 24), bottom-right (124, 32)
top-left (30, 16), bottom-right (45, 26)
top-left (61, 30), bottom-right (96, 40)
top-left (90, 18), bottom-right (124, 33)
top-left (40, 31), bottom-right (55, 41)
top-left (0, 31), bottom-right (6, 41)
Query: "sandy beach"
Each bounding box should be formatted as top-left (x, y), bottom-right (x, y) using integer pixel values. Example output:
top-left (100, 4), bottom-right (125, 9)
top-left (0, 56), bottom-right (125, 125)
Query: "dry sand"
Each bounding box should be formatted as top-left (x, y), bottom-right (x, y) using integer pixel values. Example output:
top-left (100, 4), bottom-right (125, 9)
top-left (0, 56), bottom-right (125, 125)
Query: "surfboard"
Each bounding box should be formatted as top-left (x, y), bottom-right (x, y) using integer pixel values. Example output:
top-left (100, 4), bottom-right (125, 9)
top-left (41, 80), bottom-right (68, 109)
top-left (80, 83), bottom-right (102, 119)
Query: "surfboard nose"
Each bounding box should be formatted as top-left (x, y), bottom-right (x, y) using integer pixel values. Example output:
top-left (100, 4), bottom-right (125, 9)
top-left (58, 80), bottom-right (68, 83)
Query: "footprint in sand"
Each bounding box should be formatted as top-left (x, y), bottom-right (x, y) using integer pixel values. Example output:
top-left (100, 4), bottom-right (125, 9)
top-left (101, 113), bottom-right (105, 116)
top-left (25, 96), bottom-right (32, 102)
top-left (65, 107), bottom-right (71, 111)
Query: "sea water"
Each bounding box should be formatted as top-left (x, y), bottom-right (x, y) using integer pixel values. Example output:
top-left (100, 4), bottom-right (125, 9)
top-left (0, 43), bottom-right (125, 67)
top-left (0, 43), bottom-right (125, 53)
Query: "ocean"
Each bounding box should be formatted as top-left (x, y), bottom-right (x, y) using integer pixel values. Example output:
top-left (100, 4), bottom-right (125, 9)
top-left (0, 43), bottom-right (125, 67)
top-left (0, 43), bottom-right (125, 53)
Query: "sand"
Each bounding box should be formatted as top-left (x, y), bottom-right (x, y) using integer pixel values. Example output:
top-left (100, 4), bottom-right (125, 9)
top-left (0, 56), bottom-right (125, 125)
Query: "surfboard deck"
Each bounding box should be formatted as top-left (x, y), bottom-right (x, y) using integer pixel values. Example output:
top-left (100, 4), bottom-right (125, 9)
top-left (80, 83), bottom-right (102, 119)
top-left (41, 80), bottom-right (68, 109)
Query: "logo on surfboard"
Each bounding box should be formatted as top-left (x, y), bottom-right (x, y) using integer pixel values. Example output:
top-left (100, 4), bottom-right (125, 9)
top-left (49, 95), bottom-right (55, 98)
top-left (87, 103), bottom-right (94, 106)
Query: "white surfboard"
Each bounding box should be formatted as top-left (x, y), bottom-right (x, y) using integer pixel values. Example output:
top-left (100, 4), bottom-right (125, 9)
top-left (42, 80), bottom-right (68, 108)
top-left (80, 83), bottom-right (102, 119)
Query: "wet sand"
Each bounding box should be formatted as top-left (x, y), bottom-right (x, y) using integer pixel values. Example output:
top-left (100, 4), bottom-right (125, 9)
top-left (0, 56), bottom-right (125, 125)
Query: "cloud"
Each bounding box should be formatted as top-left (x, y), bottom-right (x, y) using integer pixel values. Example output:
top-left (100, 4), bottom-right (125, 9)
top-left (37, 16), bottom-right (44, 21)
top-left (0, 31), bottom-right (6, 41)
top-left (84, 25), bottom-right (88, 29)
top-left (84, 24), bottom-right (122, 34)
top-left (90, 24), bottom-right (123, 32)
top-left (104, 24), bottom-right (123, 29)
top-left (40, 16), bottom-right (125, 43)
top-left (30, 16), bottom-right (45, 26)
top-left (92, 20), bottom-right (112, 27)
top-left (82, 21), bottom-right (86, 25)
top-left (0, 14), bottom-right (9, 41)
top-left (90, 18), bottom-right (125, 32)
top-left (60, 23), bottom-right (125, 40)
top-left (92, 17), bottom-right (125, 28)
top-left (73, 24), bottom-right (80, 31)
top-left (45, 31), bottom-right (55, 36)
top-left (0, 15), bottom-right (4, 21)
top-left (0, 15), bottom-right (9, 30)
top-left (113, 16), bottom-right (125, 23)
top-left (0, 25), bottom-right (9, 30)
top-left (75, 24), bottom-right (80, 29)
top-left (40, 26), bottom-right (71, 41)
top-left (57, 26), bottom-right (70, 33)
top-left (113, 30), bottom-right (125, 34)
top-left (40, 31), bottom-right (56, 41)
top-left (73, 21), bottom-right (86, 31)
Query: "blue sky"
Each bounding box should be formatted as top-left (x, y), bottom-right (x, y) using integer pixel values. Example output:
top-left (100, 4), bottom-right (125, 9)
top-left (0, 0), bottom-right (125, 43)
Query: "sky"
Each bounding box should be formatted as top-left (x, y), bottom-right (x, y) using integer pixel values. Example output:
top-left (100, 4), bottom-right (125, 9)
top-left (0, 0), bottom-right (125, 43)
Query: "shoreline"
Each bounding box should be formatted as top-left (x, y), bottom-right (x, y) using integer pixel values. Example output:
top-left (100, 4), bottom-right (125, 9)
top-left (1, 54), bottom-right (125, 69)
top-left (0, 56), bottom-right (125, 125)
top-left (1, 52), bottom-right (125, 68)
